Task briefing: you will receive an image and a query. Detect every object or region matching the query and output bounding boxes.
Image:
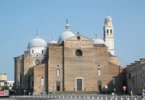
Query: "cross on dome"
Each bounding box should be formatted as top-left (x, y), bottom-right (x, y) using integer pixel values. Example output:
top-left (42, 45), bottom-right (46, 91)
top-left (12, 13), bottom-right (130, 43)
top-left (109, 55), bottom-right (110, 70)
top-left (36, 30), bottom-right (39, 38)
top-left (65, 19), bottom-right (70, 31)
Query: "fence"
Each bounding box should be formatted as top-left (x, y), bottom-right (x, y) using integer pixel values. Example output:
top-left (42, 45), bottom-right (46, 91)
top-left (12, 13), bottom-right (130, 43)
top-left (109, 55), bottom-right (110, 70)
top-left (10, 95), bottom-right (144, 100)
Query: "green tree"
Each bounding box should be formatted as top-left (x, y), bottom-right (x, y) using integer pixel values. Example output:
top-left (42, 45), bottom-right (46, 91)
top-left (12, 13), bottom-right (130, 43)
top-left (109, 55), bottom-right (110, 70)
top-left (2, 86), bottom-right (9, 90)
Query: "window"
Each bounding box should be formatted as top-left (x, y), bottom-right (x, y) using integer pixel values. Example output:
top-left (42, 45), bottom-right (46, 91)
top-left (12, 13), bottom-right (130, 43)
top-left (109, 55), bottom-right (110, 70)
top-left (32, 50), bottom-right (34, 53)
top-left (41, 77), bottom-right (44, 86)
top-left (110, 29), bottom-right (112, 33)
top-left (42, 50), bottom-right (43, 54)
top-left (107, 29), bottom-right (109, 33)
top-left (32, 81), bottom-right (34, 87)
top-left (113, 78), bottom-right (115, 85)
top-left (128, 73), bottom-right (131, 79)
top-left (56, 69), bottom-right (60, 76)
top-left (98, 69), bottom-right (101, 76)
top-left (77, 36), bottom-right (80, 40)
top-left (75, 49), bottom-right (83, 56)
top-left (20, 74), bottom-right (22, 85)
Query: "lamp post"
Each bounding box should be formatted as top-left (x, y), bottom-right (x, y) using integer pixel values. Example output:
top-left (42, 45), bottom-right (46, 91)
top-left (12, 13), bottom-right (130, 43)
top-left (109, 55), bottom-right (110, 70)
top-left (105, 85), bottom-right (108, 95)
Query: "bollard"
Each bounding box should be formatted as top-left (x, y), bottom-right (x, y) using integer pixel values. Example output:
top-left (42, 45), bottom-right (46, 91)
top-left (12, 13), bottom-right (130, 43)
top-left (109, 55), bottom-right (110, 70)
top-left (115, 96), bottom-right (117, 100)
top-left (75, 96), bottom-right (76, 99)
top-left (127, 97), bottom-right (129, 100)
top-left (105, 96), bottom-right (107, 100)
top-left (84, 96), bottom-right (85, 99)
top-left (97, 96), bottom-right (99, 100)
top-left (92, 96), bottom-right (94, 99)
top-left (121, 97), bottom-right (123, 100)
top-left (134, 98), bottom-right (137, 100)
top-left (71, 96), bottom-right (72, 99)
top-left (101, 97), bottom-right (103, 100)
top-left (79, 96), bottom-right (81, 99)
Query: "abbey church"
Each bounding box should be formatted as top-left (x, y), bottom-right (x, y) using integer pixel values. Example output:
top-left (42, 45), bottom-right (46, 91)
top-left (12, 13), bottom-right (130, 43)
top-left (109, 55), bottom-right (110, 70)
top-left (14, 16), bottom-right (124, 94)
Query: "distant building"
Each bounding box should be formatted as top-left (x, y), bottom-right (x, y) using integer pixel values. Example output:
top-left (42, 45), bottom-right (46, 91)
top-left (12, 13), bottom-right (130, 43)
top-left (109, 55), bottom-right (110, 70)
top-left (7, 81), bottom-right (14, 90)
top-left (125, 58), bottom-right (145, 94)
top-left (142, 60), bottom-right (145, 89)
top-left (0, 73), bottom-right (7, 88)
top-left (14, 16), bottom-right (124, 94)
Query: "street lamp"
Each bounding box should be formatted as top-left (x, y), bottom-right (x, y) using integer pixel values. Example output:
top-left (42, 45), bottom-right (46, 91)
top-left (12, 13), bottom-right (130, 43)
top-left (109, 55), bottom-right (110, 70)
top-left (105, 85), bottom-right (108, 95)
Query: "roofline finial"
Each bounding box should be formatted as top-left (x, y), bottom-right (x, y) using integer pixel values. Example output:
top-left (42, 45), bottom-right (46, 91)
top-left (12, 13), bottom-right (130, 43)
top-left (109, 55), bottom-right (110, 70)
top-left (96, 34), bottom-right (98, 39)
top-left (36, 30), bottom-right (39, 38)
top-left (65, 19), bottom-right (70, 31)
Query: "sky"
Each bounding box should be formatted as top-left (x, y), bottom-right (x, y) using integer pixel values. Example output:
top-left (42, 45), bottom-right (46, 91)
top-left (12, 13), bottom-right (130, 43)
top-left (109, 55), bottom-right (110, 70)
top-left (0, 0), bottom-right (145, 80)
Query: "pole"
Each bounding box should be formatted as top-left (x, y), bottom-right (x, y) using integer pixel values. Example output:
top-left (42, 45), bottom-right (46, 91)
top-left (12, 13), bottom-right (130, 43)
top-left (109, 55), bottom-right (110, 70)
top-left (124, 90), bottom-right (125, 95)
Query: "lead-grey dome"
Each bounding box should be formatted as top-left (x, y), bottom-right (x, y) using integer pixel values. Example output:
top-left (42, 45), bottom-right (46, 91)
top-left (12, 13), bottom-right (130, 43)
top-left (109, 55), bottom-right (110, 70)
top-left (50, 40), bottom-right (57, 43)
top-left (58, 31), bottom-right (75, 44)
top-left (93, 35), bottom-right (105, 44)
top-left (58, 20), bottom-right (75, 44)
top-left (28, 34), bottom-right (47, 49)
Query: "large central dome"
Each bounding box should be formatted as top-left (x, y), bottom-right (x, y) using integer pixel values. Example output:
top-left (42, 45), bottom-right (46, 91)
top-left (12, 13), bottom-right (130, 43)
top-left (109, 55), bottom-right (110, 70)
top-left (58, 20), bottom-right (75, 44)
top-left (28, 34), bottom-right (47, 49)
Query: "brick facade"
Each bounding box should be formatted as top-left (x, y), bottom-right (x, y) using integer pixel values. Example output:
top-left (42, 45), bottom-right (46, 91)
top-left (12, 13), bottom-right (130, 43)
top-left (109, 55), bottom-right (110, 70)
top-left (14, 35), bottom-right (123, 94)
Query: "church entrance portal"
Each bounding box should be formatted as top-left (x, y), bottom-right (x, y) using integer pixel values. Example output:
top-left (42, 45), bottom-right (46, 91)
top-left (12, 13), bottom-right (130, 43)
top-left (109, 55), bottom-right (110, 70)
top-left (98, 80), bottom-right (102, 93)
top-left (56, 81), bottom-right (60, 91)
top-left (76, 79), bottom-right (82, 91)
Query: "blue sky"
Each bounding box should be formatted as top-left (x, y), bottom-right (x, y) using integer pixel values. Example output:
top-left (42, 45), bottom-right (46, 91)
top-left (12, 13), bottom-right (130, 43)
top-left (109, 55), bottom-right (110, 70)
top-left (0, 0), bottom-right (145, 80)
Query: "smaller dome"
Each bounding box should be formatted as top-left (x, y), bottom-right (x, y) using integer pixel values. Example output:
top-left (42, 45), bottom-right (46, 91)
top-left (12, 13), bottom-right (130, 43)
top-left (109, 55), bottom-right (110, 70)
top-left (58, 19), bottom-right (75, 44)
top-left (28, 34), bottom-right (47, 49)
top-left (50, 40), bottom-right (57, 43)
top-left (105, 16), bottom-right (112, 22)
top-left (58, 31), bottom-right (75, 44)
top-left (93, 35), bottom-right (105, 44)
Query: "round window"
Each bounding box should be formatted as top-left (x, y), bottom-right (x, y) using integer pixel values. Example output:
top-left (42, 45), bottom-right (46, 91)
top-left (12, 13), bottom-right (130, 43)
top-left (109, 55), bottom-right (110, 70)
top-left (77, 36), bottom-right (80, 40)
top-left (75, 49), bottom-right (83, 56)
top-left (35, 59), bottom-right (41, 66)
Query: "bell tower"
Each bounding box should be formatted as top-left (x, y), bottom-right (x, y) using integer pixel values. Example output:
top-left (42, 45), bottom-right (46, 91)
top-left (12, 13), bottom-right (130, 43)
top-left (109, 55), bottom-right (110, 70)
top-left (103, 16), bottom-right (114, 55)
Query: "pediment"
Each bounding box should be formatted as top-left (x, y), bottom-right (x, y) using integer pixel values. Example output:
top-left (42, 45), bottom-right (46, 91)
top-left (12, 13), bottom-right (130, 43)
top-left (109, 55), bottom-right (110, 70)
top-left (65, 34), bottom-right (92, 42)
top-left (64, 34), bottom-right (93, 48)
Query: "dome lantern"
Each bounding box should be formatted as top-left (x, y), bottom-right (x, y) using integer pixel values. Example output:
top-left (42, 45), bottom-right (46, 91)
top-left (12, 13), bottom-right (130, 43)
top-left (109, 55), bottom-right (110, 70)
top-left (58, 19), bottom-right (75, 44)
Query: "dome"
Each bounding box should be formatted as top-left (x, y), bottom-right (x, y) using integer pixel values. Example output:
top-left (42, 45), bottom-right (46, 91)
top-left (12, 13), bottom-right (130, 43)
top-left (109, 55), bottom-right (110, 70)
top-left (105, 16), bottom-right (112, 22)
top-left (93, 35), bottom-right (105, 44)
top-left (58, 19), bottom-right (75, 44)
top-left (58, 31), bottom-right (75, 44)
top-left (50, 40), bottom-right (57, 43)
top-left (28, 34), bottom-right (47, 49)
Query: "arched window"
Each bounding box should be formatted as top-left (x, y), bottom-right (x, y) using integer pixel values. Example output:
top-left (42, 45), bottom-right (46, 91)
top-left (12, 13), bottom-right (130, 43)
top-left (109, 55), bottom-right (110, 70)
top-left (75, 49), bottom-right (83, 56)
top-left (110, 29), bottom-right (112, 33)
top-left (42, 50), bottom-right (43, 54)
top-left (107, 29), bottom-right (109, 33)
top-left (41, 77), bottom-right (44, 86)
top-left (32, 50), bottom-right (34, 53)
